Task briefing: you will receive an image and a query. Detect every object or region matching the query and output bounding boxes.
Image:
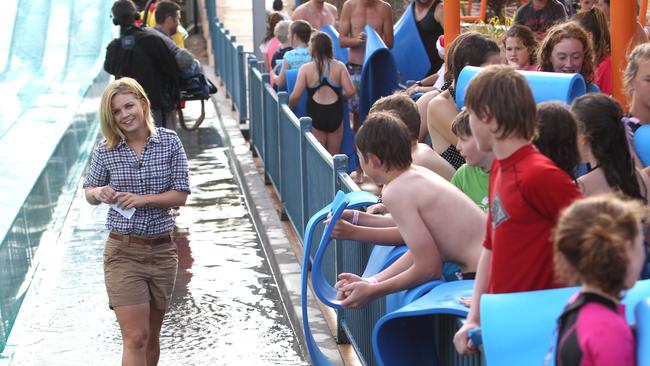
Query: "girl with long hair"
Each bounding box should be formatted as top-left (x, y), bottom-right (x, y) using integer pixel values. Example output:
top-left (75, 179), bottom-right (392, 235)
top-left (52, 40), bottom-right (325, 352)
top-left (537, 21), bottom-right (599, 93)
top-left (571, 93), bottom-right (649, 200)
top-left (289, 31), bottom-right (355, 154)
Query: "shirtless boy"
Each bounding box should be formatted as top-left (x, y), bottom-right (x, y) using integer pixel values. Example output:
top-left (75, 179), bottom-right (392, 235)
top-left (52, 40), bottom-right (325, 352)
top-left (333, 112), bottom-right (485, 309)
top-left (370, 93), bottom-right (455, 180)
top-left (338, 0), bottom-right (394, 128)
top-left (291, 0), bottom-right (338, 30)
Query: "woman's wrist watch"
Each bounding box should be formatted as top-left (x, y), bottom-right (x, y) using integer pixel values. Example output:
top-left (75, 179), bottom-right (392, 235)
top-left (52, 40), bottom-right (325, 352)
top-left (415, 80), bottom-right (423, 86)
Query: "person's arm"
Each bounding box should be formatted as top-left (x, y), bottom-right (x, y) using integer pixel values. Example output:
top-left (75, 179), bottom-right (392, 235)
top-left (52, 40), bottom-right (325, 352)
top-left (103, 41), bottom-right (118, 75)
top-left (341, 209), bottom-right (397, 227)
top-left (83, 147), bottom-right (113, 205)
top-left (338, 2), bottom-right (360, 48)
top-left (85, 186), bottom-right (117, 205)
top-left (427, 94), bottom-right (460, 149)
top-left (290, 6), bottom-right (303, 21)
top-left (149, 35), bottom-right (181, 80)
top-left (433, 1), bottom-right (444, 26)
top-left (117, 134), bottom-right (190, 209)
top-left (339, 61), bottom-right (356, 99)
top-left (338, 195), bottom-right (442, 308)
top-left (289, 65), bottom-right (308, 108)
top-left (330, 220), bottom-right (405, 243)
top-left (328, 3), bottom-right (339, 25)
top-left (113, 189), bottom-right (188, 209)
top-left (381, 3), bottom-right (394, 48)
top-left (272, 59), bottom-right (289, 88)
top-left (453, 247), bottom-right (491, 354)
top-left (156, 30), bottom-right (195, 69)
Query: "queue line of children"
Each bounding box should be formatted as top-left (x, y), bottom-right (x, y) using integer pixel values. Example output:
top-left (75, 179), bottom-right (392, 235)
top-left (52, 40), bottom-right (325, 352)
top-left (262, 3), bottom-right (650, 362)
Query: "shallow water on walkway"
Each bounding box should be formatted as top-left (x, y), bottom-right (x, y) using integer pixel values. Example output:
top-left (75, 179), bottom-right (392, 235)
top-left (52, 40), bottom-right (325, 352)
top-left (5, 116), bottom-right (306, 365)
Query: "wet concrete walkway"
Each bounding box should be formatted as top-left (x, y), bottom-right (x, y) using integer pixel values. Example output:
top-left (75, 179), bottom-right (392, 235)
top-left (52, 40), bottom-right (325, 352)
top-left (2, 102), bottom-right (306, 365)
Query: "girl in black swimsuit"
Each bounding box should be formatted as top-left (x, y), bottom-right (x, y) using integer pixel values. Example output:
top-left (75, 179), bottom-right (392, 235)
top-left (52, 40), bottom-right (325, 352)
top-left (289, 31), bottom-right (356, 155)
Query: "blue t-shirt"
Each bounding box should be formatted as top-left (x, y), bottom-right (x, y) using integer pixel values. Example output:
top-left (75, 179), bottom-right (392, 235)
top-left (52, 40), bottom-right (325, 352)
top-left (283, 47), bottom-right (311, 70)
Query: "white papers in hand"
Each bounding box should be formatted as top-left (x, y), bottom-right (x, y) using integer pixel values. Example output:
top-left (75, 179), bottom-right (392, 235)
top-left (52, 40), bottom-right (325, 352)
top-left (109, 204), bottom-right (136, 219)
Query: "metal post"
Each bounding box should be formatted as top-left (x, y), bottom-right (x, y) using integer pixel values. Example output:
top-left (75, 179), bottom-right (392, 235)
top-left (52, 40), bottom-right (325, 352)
top-left (238, 45), bottom-right (248, 122)
top-left (332, 153), bottom-right (349, 344)
top-left (248, 56), bottom-right (258, 152)
top-left (611, 0), bottom-right (637, 109)
top-left (299, 116), bottom-right (313, 236)
top-left (444, 0), bottom-right (460, 56)
top-left (262, 73), bottom-right (271, 183)
top-left (252, 0), bottom-right (266, 60)
top-left (277, 92), bottom-right (289, 219)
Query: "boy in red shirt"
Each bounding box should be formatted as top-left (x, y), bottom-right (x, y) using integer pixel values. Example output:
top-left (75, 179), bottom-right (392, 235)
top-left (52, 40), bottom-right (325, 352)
top-left (453, 65), bottom-right (582, 354)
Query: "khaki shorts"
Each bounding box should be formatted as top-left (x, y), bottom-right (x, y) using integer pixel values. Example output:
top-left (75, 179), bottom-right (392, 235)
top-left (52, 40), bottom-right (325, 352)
top-left (103, 233), bottom-right (178, 310)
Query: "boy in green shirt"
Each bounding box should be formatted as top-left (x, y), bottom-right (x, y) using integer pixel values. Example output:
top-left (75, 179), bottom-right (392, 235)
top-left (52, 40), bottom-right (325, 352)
top-left (450, 110), bottom-right (493, 213)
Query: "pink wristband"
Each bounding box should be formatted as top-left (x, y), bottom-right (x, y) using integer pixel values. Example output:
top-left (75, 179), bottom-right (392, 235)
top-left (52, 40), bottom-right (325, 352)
top-left (352, 210), bottom-right (360, 225)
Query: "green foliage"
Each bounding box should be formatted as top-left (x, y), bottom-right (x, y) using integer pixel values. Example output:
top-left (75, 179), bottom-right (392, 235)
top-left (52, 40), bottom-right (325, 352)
top-left (465, 15), bottom-right (513, 42)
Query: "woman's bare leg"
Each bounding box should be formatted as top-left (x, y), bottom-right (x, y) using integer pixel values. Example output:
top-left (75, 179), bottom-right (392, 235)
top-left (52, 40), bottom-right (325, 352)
top-left (146, 307), bottom-right (167, 366)
top-left (114, 303), bottom-right (150, 366)
top-left (326, 123), bottom-right (344, 155)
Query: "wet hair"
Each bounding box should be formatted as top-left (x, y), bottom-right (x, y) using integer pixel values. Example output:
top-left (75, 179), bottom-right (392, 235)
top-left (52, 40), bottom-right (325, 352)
top-left (554, 194), bottom-right (647, 298)
top-left (264, 12), bottom-right (284, 42)
top-left (99, 77), bottom-right (155, 150)
top-left (465, 65), bottom-right (537, 140)
top-left (571, 94), bottom-right (646, 202)
top-left (533, 102), bottom-right (580, 177)
top-left (573, 7), bottom-right (610, 63)
top-left (369, 93), bottom-right (421, 141)
top-left (502, 24), bottom-right (538, 66)
top-left (537, 21), bottom-right (596, 83)
top-left (309, 31), bottom-right (334, 79)
top-left (154, 1), bottom-right (180, 25)
top-left (623, 42), bottom-right (650, 97)
top-left (451, 109), bottom-right (472, 138)
top-left (112, 0), bottom-right (141, 28)
top-left (290, 20), bottom-right (313, 45)
top-left (274, 20), bottom-right (292, 44)
top-left (356, 112), bottom-right (413, 171)
top-left (445, 32), bottom-right (501, 85)
top-left (273, 0), bottom-right (284, 11)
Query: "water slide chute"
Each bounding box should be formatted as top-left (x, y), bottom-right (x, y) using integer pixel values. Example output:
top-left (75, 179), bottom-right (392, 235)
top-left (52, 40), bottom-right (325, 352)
top-left (359, 24), bottom-right (399, 124)
top-left (391, 2), bottom-right (431, 84)
top-left (320, 24), bottom-right (348, 65)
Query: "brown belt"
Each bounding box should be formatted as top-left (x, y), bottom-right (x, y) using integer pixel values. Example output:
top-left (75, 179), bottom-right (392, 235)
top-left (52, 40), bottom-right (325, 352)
top-left (109, 232), bottom-right (172, 246)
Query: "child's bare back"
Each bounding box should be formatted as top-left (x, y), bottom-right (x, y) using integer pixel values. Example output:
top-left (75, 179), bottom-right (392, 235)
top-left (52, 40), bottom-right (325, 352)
top-left (382, 165), bottom-right (485, 274)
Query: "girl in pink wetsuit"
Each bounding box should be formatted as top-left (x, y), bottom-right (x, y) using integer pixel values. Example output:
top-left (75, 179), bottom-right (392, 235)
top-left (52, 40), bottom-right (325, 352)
top-left (552, 194), bottom-right (648, 366)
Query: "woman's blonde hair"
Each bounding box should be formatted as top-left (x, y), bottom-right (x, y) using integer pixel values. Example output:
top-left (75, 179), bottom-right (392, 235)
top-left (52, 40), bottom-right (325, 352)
top-left (99, 77), bottom-right (155, 149)
top-left (623, 42), bottom-right (650, 97)
top-left (553, 194), bottom-right (648, 298)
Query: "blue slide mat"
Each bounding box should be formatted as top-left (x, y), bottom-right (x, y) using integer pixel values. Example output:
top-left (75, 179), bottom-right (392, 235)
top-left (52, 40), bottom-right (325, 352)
top-left (455, 66), bottom-right (587, 109)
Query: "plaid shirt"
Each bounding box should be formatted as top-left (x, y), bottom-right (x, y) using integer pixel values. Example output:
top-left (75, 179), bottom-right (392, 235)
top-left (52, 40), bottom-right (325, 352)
top-left (83, 127), bottom-right (190, 236)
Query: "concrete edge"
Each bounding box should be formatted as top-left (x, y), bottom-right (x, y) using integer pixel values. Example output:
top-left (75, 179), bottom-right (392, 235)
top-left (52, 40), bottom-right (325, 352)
top-left (206, 78), bottom-right (345, 366)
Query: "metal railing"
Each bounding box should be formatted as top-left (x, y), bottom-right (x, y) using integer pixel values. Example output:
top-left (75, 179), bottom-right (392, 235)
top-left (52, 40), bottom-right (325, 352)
top-left (208, 4), bottom-right (248, 122)
top-left (206, 2), bottom-right (481, 364)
